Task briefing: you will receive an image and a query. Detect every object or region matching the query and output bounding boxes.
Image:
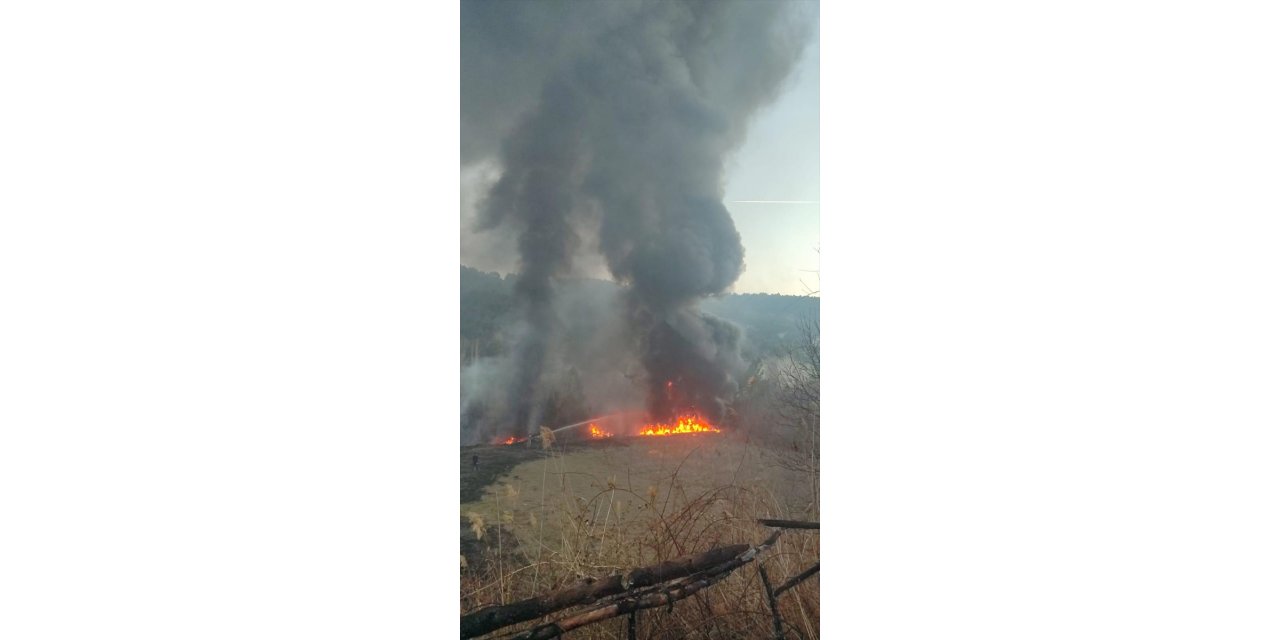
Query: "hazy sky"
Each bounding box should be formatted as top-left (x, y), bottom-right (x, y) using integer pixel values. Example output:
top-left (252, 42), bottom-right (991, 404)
top-left (723, 32), bottom-right (819, 295)
top-left (460, 5), bottom-right (819, 296)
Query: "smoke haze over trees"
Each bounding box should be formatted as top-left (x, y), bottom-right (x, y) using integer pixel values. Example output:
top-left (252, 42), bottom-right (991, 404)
top-left (460, 267), bottom-right (818, 444)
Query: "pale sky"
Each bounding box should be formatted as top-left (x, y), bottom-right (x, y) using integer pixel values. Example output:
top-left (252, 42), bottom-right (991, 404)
top-left (723, 32), bottom-right (819, 295)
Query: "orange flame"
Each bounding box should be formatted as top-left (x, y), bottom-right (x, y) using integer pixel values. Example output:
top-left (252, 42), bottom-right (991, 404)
top-left (637, 415), bottom-right (721, 437)
top-left (587, 423), bottom-right (614, 439)
top-left (492, 435), bottom-right (527, 445)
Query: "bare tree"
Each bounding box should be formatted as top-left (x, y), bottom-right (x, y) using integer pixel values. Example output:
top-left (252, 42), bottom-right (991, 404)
top-left (772, 314), bottom-right (819, 514)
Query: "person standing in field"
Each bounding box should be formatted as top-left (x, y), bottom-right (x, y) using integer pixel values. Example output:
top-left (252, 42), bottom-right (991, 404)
top-left (472, 453), bottom-right (478, 470)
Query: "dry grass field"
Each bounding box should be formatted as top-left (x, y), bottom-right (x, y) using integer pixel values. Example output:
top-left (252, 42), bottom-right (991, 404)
top-left (460, 433), bottom-right (820, 639)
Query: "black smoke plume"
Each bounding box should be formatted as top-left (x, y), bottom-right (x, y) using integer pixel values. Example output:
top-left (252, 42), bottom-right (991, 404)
top-left (464, 0), bottom-right (814, 435)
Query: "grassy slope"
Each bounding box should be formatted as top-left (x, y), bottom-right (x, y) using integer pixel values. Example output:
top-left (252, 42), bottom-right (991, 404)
top-left (460, 435), bottom-right (820, 638)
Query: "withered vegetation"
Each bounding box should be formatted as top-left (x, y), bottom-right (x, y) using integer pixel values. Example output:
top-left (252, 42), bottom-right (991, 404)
top-left (460, 433), bottom-right (819, 639)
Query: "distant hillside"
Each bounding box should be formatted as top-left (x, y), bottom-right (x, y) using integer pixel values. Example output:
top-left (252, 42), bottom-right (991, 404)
top-left (702, 291), bottom-right (819, 358)
top-left (460, 266), bottom-right (515, 360)
top-left (460, 265), bottom-right (818, 362)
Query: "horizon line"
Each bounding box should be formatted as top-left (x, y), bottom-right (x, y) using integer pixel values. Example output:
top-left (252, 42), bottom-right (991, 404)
top-left (728, 200), bottom-right (820, 204)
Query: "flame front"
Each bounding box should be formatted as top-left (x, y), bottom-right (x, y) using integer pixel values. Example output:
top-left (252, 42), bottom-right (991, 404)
top-left (588, 423), bottom-right (614, 439)
top-left (637, 415), bottom-right (721, 437)
top-left (492, 435), bottom-right (527, 445)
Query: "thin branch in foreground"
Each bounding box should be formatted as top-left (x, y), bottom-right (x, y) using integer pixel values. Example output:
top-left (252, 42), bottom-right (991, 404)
top-left (757, 565), bottom-right (784, 640)
top-left (757, 518), bottom-right (820, 530)
top-left (774, 562), bottom-right (820, 595)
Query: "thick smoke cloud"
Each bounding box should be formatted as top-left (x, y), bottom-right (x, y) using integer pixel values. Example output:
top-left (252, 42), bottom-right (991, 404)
top-left (463, 0), bottom-right (814, 436)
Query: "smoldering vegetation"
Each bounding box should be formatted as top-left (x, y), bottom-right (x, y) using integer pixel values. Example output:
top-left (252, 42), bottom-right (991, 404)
top-left (462, 0), bottom-right (817, 440)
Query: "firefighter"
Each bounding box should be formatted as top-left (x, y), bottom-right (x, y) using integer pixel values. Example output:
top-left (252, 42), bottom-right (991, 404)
top-left (472, 453), bottom-right (479, 470)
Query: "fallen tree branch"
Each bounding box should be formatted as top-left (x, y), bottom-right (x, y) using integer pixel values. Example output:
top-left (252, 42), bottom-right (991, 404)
top-left (757, 518), bottom-right (819, 530)
top-left (460, 543), bottom-right (748, 638)
top-left (774, 562), bottom-right (820, 595)
top-left (510, 564), bottom-right (740, 640)
top-left (508, 530), bottom-right (784, 640)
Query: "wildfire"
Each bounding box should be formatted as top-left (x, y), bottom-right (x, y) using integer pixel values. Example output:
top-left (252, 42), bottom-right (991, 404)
top-left (637, 415), bottom-right (721, 437)
top-left (587, 423), bottom-right (614, 439)
top-left (492, 435), bottom-right (527, 445)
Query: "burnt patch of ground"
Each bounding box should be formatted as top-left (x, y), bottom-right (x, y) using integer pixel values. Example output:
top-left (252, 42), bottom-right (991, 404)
top-left (461, 443), bottom-right (546, 504)
top-left (460, 444), bottom-right (537, 579)
top-left (459, 518), bottom-right (522, 583)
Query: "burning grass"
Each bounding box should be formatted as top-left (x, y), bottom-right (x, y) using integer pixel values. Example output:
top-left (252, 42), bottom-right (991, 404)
top-left (491, 412), bottom-right (723, 445)
top-left (459, 435), bottom-right (819, 638)
top-left (637, 414), bottom-right (721, 437)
